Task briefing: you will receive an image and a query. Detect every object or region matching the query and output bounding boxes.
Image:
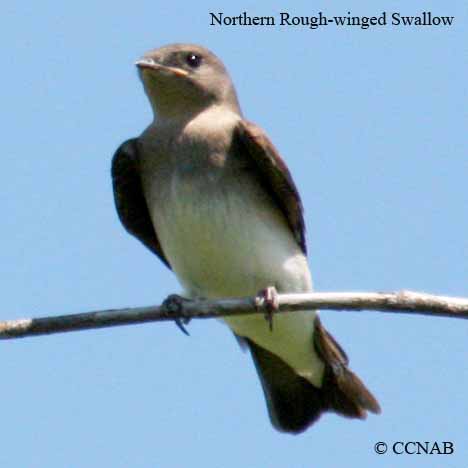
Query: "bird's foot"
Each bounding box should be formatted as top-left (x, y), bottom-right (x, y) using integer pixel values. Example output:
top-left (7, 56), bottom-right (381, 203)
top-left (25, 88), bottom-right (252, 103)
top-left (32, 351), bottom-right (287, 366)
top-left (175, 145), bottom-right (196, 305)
top-left (162, 294), bottom-right (192, 336)
top-left (255, 286), bottom-right (280, 332)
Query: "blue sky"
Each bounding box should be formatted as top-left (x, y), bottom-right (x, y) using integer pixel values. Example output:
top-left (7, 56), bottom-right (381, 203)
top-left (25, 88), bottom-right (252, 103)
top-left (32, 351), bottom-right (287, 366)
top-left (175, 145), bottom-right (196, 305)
top-left (2, 1), bottom-right (467, 467)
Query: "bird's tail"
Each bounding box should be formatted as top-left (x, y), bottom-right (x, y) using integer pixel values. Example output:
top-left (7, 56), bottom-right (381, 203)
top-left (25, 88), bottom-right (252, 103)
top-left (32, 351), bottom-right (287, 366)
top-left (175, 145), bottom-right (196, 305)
top-left (246, 316), bottom-right (381, 434)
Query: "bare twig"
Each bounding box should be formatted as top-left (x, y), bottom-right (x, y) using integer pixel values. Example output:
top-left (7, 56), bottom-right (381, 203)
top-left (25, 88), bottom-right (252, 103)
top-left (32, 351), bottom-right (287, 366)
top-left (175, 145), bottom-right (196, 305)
top-left (1, 290), bottom-right (467, 340)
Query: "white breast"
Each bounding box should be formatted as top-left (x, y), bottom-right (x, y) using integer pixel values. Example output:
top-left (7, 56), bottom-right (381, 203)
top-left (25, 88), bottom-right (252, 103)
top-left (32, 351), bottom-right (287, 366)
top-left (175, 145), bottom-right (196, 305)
top-left (147, 169), bottom-right (323, 385)
top-left (141, 107), bottom-right (323, 385)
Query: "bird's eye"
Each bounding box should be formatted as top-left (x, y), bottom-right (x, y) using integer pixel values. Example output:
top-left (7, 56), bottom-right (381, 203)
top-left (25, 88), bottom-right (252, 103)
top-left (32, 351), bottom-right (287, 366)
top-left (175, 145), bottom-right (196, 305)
top-left (186, 53), bottom-right (202, 68)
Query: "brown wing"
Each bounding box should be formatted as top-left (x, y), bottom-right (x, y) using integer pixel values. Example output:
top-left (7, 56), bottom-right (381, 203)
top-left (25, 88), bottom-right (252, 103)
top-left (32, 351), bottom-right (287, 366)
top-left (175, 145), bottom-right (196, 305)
top-left (234, 120), bottom-right (307, 254)
top-left (111, 138), bottom-right (171, 269)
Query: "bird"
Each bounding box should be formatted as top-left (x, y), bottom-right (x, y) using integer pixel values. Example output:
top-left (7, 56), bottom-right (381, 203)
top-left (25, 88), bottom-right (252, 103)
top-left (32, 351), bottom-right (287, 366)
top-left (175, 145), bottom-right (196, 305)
top-left (111, 43), bottom-right (380, 434)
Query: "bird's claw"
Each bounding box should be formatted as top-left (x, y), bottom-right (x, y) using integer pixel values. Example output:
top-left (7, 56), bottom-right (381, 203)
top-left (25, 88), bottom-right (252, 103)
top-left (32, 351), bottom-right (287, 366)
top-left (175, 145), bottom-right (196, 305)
top-left (162, 294), bottom-right (191, 336)
top-left (256, 286), bottom-right (280, 332)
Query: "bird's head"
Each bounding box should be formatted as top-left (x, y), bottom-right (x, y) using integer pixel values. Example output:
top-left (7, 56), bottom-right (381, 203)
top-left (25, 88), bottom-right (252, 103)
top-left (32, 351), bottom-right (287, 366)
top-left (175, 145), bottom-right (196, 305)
top-left (136, 43), bottom-right (240, 120)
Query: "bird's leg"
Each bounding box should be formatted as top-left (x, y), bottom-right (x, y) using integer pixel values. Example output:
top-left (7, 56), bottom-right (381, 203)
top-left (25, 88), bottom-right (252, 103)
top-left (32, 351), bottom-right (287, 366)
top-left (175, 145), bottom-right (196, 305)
top-left (256, 286), bottom-right (280, 332)
top-left (161, 294), bottom-right (192, 336)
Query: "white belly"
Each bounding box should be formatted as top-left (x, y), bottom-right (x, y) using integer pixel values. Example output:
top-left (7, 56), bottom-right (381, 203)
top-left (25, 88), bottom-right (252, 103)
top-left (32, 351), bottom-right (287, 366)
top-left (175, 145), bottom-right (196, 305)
top-left (148, 171), bottom-right (324, 385)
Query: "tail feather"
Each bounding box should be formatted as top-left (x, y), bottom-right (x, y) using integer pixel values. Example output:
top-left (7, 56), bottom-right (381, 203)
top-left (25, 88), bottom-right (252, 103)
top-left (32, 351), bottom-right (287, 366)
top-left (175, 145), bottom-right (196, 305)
top-left (244, 317), bottom-right (380, 434)
top-left (314, 316), bottom-right (381, 417)
top-left (247, 338), bottom-right (323, 433)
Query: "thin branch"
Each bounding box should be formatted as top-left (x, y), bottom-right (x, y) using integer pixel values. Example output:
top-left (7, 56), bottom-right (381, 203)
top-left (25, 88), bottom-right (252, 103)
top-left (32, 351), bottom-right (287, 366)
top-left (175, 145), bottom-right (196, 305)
top-left (1, 290), bottom-right (467, 340)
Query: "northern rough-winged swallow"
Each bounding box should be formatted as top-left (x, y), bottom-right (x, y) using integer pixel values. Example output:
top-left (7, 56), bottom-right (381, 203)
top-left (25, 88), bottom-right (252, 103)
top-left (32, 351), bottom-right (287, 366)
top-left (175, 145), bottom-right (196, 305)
top-left (112, 43), bottom-right (380, 433)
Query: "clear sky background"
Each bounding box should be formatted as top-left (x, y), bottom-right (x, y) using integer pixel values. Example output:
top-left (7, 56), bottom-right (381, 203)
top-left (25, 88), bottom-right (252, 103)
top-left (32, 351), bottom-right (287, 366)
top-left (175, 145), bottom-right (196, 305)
top-left (2, 1), bottom-right (467, 467)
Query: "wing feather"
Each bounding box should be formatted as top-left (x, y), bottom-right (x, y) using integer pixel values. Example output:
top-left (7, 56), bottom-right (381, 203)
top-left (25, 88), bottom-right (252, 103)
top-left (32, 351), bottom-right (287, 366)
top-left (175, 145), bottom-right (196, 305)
top-left (111, 138), bottom-right (171, 269)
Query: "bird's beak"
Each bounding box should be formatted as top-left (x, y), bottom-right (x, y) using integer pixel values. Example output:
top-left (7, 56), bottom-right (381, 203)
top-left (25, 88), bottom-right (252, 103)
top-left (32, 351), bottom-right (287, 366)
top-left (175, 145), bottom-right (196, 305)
top-left (135, 58), bottom-right (188, 77)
